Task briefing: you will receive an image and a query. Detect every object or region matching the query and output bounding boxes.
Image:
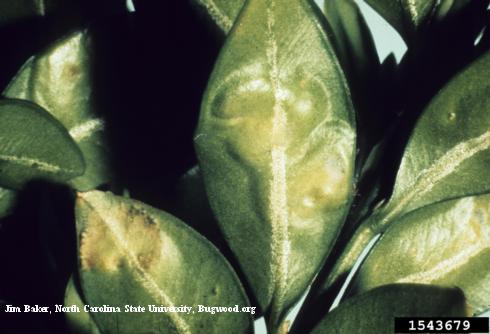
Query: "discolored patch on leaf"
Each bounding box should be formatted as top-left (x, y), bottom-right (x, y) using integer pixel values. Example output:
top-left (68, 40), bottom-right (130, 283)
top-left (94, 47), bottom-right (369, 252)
top-left (195, 0), bottom-right (356, 327)
top-left (76, 191), bottom-right (253, 334)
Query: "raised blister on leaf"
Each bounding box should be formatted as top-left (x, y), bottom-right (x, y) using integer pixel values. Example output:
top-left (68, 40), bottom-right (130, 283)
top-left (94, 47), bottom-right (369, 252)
top-left (370, 52), bottom-right (490, 230)
top-left (76, 191), bottom-right (253, 334)
top-left (0, 99), bottom-right (85, 189)
top-left (352, 194), bottom-right (490, 314)
top-left (4, 30), bottom-right (110, 191)
top-left (195, 0), bottom-right (355, 327)
top-left (311, 284), bottom-right (469, 334)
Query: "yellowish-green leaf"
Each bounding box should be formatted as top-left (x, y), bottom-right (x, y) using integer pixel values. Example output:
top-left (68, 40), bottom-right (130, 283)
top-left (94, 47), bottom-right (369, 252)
top-left (64, 277), bottom-right (101, 334)
top-left (76, 191), bottom-right (253, 334)
top-left (4, 30), bottom-right (110, 191)
top-left (0, 99), bottom-right (85, 189)
top-left (194, 0), bottom-right (355, 328)
top-left (351, 194), bottom-right (490, 314)
top-left (372, 51), bottom-right (490, 231)
top-left (311, 284), bottom-right (469, 334)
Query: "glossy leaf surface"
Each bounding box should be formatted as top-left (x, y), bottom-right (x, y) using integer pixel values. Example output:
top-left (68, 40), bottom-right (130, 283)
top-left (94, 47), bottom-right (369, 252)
top-left (195, 0), bottom-right (356, 325)
top-left (0, 99), bottom-right (84, 189)
top-left (76, 191), bottom-right (253, 334)
top-left (4, 30), bottom-right (110, 191)
top-left (371, 51), bottom-right (490, 231)
top-left (302, 51), bottom-right (490, 326)
top-left (352, 195), bottom-right (490, 314)
top-left (311, 284), bottom-right (468, 334)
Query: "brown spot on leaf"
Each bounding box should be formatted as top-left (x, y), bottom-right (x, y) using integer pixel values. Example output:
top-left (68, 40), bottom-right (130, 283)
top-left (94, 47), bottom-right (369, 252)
top-left (79, 197), bottom-right (162, 273)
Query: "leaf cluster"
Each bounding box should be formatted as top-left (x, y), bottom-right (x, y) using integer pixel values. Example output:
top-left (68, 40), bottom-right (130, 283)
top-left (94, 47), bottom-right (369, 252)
top-left (0, 0), bottom-right (489, 333)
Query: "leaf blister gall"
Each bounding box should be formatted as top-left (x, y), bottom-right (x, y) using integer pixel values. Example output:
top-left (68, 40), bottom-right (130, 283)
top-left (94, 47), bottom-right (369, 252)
top-left (76, 191), bottom-right (253, 334)
top-left (195, 0), bottom-right (356, 327)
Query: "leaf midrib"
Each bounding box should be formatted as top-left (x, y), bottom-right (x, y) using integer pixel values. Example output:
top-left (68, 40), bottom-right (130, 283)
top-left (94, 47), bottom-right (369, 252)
top-left (81, 198), bottom-right (191, 334)
top-left (266, 0), bottom-right (290, 324)
top-left (0, 153), bottom-right (66, 173)
top-left (380, 130), bottom-right (490, 228)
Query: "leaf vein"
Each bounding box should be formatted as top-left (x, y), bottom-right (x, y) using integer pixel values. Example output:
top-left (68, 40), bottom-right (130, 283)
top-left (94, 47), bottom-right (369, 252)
top-left (384, 130), bottom-right (490, 224)
top-left (195, 0), bottom-right (233, 32)
top-left (266, 0), bottom-right (290, 324)
top-left (87, 204), bottom-right (191, 334)
top-left (0, 153), bottom-right (63, 173)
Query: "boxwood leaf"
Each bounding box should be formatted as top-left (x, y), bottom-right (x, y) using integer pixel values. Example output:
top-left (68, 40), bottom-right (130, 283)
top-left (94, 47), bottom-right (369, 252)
top-left (371, 51), bottom-right (490, 231)
top-left (351, 194), bottom-right (490, 314)
top-left (4, 30), bottom-right (110, 191)
top-left (192, 0), bottom-right (244, 33)
top-left (0, 0), bottom-right (61, 26)
top-left (297, 51), bottom-right (490, 329)
top-left (0, 99), bottom-right (84, 189)
top-left (64, 277), bottom-right (101, 334)
top-left (194, 0), bottom-right (356, 327)
top-left (323, 0), bottom-right (378, 83)
top-left (365, 0), bottom-right (437, 40)
top-left (310, 284), bottom-right (469, 334)
top-left (0, 187), bottom-right (16, 218)
top-left (75, 191), bottom-right (253, 334)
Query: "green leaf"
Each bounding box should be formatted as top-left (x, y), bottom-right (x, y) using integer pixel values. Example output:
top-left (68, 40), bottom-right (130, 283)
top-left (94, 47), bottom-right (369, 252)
top-left (174, 165), bottom-right (216, 229)
top-left (0, 0), bottom-right (60, 26)
top-left (0, 99), bottom-right (85, 189)
top-left (310, 284), bottom-right (469, 334)
top-left (399, 0), bottom-right (438, 28)
top-left (64, 277), bottom-right (101, 334)
top-left (323, 0), bottom-right (383, 171)
top-left (4, 30), bottom-right (110, 191)
top-left (76, 191), bottom-right (253, 334)
top-left (371, 51), bottom-right (490, 231)
top-left (192, 0), bottom-right (244, 33)
top-left (365, 0), bottom-right (437, 39)
top-left (0, 187), bottom-right (16, 218)
top-left (298, 51), bottom-right (490, 326)
top-left (323, 0), bottom-right (379, 82)
top-left (194, 0), bottom-right (356, 327)
top-left (364, 0), bottom-right (407, 36)
top-left (351, 194), bottom-right (490, 314)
